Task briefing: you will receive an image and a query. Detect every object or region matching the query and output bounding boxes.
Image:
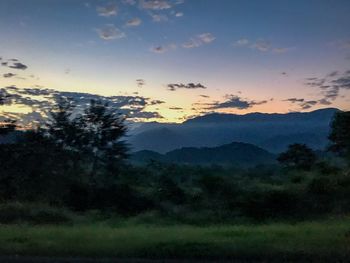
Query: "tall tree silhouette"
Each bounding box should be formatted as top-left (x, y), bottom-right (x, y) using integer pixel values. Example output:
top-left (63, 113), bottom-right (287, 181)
top-left (329, 111), bottom-right (350, 163)
top-left (76, 99), bottom-right (128, 178)
top-left (46, 97), bottom-right (78, 150)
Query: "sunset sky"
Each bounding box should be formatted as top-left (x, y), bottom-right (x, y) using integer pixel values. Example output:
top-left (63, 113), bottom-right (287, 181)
top-left (0, 0), bottom-right (349, 123)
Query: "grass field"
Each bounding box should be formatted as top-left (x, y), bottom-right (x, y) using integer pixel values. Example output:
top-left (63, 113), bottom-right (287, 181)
top-left (0, 218), bottom-right (350, 261)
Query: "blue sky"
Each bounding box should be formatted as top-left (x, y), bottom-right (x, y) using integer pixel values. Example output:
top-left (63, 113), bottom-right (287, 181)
top-left (0, 0), bottom-right (349, 123)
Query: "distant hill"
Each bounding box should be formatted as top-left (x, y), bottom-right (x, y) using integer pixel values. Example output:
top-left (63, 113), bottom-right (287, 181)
top-left (129, 108), bottom-right (339, 153)
top-left (129, 127), bottom-right (192, 153)
top-left (131, 142), bottom-right (276, 167)
top-left (184, 108), bottom-right (339, 124)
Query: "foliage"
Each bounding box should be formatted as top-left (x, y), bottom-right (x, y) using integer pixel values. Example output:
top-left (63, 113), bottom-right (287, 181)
top-left (277, 143), bottom-right (316, 170)
top-left (0, 99), bottom-right (129, 211)
top-left (0, 202), bottom-right (73, 224)
top-left (0, 100), bottom-right (349, 223)
top-left (329, 111), bottom-right (350, 162)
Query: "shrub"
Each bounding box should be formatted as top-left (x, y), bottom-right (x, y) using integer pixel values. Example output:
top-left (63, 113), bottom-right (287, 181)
top-left (0, 202), bottom-right (74, 224)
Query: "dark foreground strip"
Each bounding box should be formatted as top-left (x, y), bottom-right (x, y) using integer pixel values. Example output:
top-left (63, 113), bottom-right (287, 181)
top-left (0, 257), bottom-right (346, 263)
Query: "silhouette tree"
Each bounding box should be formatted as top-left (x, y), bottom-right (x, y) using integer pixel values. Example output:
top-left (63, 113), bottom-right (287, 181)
top-left (329, 111), bottom-right (350, 163)
top-left (277, 143), bottom-right (316, 170)
top-left (75, 99), bottom-right (128, 178)
top-left (0, 93), bottom-right (16, 135)
top-left (46, 97), bottom-right (78, 150)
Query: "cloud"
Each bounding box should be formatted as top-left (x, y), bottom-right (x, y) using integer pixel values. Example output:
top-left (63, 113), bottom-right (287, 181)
top-left (1, 86), bottom-right (166, 125)
top-left (122, 0), bottom-right (136, 5)
top-left (201, 95), bottom-right (268, 110)
top-left (233, 38), bottom-right (291, 54)
top-left (150, 43), bottom-right (176, 53)
top-left (149, 99), bottom-right (165, 105)
top-left (136, 79), bottom-right (145, 88)
top-left (140, 0), bottom-right (172, 10)
top-left (175, 12), bottom-right (183, 17)
top-left (199, 94), bottom-right (210, 98)
top-left (198, 33), bottom-right (215, 43)
top-left (151, 46), bottom-right (167, 53)
top-left (318, 98), bottom-right (332, 105)
top-left (273, 47), bottom-right (291, 54)
top-left (182, 33), bottom-right (215, 48)
top-left (3, 73), bottom-right (16, 78)
top-left (327, 71), bottom-right (338, 78)
top-left (285, 98), bottom-right (305, 103)
top-left (126, 17), bottom-right (142, 26)
top-left (8, 62), bottom-right (28, 70)
top-left (169, 107), bottom-right (183, 110)
top-left (284, 98), bottom-right (319, 110)
top-left (232, 38), bottom-right (249, 47)
top-left (97, 3), bottom-right (118, 17)
top-left (251, 39), bottom-right (271, 52)
top-left (0, 88), bottom-right (13, 105)
top-left (132, 111), bottom-right (163, 119)
top-left (167, 83), bottom-right (207, 91)
top-left (96, 24), bottom-right (126, 40)
top-left (304, 70), bottom-right (350, 103)
top-left (150, 13), bottom-right (168, 22)
top-left (182, 39), bottom-right (202, 49)
top-left (299, 100), bottom-right (318, 110)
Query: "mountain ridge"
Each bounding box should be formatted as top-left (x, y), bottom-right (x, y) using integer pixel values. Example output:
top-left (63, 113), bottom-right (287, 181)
top-left (131, 141), bottom-right (276, 167)
top-left (129, 108), bottom-right (339, 153)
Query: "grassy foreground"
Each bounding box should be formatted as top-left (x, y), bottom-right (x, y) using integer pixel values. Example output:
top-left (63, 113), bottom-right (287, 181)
top-left (0, 219), bottom-right (350, 261)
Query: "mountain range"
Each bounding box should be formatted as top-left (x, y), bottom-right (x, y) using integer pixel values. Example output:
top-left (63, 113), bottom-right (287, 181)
top-left (128, 108), bottom-right (339, 153)
top-left (131, 142), bottom-right (276, 167)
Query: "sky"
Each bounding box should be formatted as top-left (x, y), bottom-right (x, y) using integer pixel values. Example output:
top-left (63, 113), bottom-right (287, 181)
top-left (0, 0), bottom-right (349, 124)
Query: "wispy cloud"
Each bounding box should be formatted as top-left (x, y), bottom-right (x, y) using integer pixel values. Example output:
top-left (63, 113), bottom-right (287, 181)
top-left (122, 0), bottom-right (136, 5)
top-left (9, 62), bottom-right (28, 70)
top-left (167, 83), bottom-right (207, 91)
top-left (150, 13), bottom-right (168, 22)
top-left (169, 107), bottom-right (183, 110)
top-left (97, 3), bottom-right (118, 17)
top-left (140, 0), bottom-right (172, 10)
top-left (3, 73), bottom-right (16, 78)
top-left (273, 47), bottom-right (292, 54)
top-left (182, 33), bottom-right (215, 48)
top-left (150, 43), bottom-right (176, 53)
top-left (305, 70), bottom-right (350, 103)
top-left (233, 38), bottom-right (291, 54)
top-left (96, 24), bottom-right (125, 40)
top-left (284, 98), bottom-right (318, 110)
top-left (232, 38), bottom-right (249, 47)
top-left (136, 79), bottom-right (145, 88)
top-left (126, 17), bottom-right (142, 26)
top-left (251, 39), bottom-right (271, 52)
top-left (199, 95), bottom-right (268, 110)
top-left (284, 70), bottom-right (350, 110)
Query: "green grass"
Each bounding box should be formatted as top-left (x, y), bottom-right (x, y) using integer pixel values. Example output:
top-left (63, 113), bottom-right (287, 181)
top-left (0, 218), bottom-right (350, 260)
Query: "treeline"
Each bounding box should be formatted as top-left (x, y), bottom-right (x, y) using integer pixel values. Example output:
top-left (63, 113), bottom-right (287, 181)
top-left (0, 97), bottom-right (349, 223)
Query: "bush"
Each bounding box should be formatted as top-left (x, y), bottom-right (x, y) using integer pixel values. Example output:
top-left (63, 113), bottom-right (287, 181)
top-left (0, 202), bottom-right (74, 224)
